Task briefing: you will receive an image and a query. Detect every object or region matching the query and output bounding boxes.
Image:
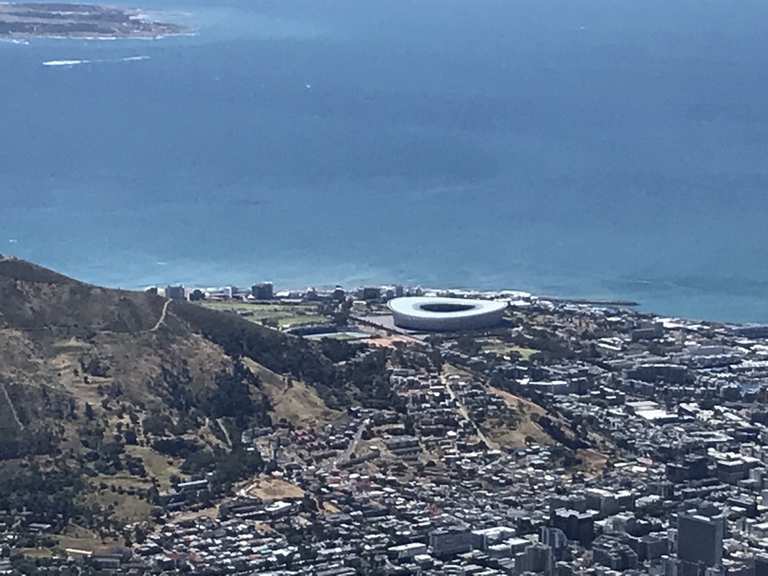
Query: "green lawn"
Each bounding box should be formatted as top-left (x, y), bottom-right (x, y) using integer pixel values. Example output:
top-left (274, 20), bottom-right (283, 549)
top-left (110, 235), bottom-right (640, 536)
top-left (201, 301), bottom-right (328, 329)
top-left (480, 339), bottom-right (539, 360)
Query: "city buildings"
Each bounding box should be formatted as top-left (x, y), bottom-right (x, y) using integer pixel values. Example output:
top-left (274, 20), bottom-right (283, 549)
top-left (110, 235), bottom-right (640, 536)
top-left (251, 282), bottom-right (274, 300)
top-left (677, 511), bottom-right (725, 575)
top-left (8, 281), bottom-right (768, 575)
top-left (164, 284), bottom-right (186, 300)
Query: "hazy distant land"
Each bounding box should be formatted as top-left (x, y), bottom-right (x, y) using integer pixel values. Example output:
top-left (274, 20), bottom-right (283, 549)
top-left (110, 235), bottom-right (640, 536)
top-left (0, 2), bottom-right (186, 38)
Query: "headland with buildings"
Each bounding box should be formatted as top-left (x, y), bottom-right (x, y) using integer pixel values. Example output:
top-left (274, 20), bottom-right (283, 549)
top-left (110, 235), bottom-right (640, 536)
top-left (0, 3), bottom-right (187, 39)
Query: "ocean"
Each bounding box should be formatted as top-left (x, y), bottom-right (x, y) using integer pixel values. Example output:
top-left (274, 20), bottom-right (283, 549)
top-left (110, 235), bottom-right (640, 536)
top-left (2, 0), bottom-right (768, 323)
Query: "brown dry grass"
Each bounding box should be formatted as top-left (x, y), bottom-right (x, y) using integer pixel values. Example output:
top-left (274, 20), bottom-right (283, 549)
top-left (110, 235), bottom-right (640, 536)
top-left (484, 386), bottom-right (554, 448)
top-left (172, 506), bottom-right (221, 523)
top-left (56, 525), bottom-right (121, 553)
top-left (245, 476), bottom-right (305, 501)
top-left (124, 445), bottom-right (182, 490)
top-left (368, 335), bottom-right (420, 347)
top-left (322, 502), bottom-right (340, 513)
top-left (488, 387), bottom-right (547, 416)
top-left (576, 448), bottom-right (609, 476)
top-left (244, 358), bottom-right (340, 427)
top-left (85, 483), bottom-right (153, 523)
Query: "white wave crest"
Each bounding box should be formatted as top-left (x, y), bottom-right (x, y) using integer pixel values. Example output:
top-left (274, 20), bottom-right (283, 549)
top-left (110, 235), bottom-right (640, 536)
top-left (42, 59), bottom-right (88, 66)
top-left (42, 55), bottom-right (150, 67)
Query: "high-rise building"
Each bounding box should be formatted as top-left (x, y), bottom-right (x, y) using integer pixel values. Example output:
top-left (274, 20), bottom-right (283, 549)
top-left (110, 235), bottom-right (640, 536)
top-left (251, 282), bottom-right (274, 300)
top-left (540, 527), bottom-right (568, 559)
top-left (165, 285), bottom-right (186, 300)
top-left (677, 511), bottom-right (725, 575)
top-left (429, 527), bottom-right (473, 557)
top-left (361, 286), bottom-right (382, 301)
top-left (516, 542), bottom-right (553, 575)
top-left (332, 285), bottom-right (346, 301)
top-left (551, 508), bottom-right (596, 547)
top-left (754, 554), bottom-right (768, 576)
top-left (592, 535), bottom-right (639, 571)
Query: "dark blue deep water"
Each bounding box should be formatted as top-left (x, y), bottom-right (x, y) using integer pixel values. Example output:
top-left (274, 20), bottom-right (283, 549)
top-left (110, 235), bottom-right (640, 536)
top-left (2, 0), bottom-right (768, 322)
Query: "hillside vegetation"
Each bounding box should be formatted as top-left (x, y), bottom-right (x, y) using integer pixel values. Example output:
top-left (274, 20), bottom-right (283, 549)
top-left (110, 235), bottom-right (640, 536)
top-left (0, 257), bottom-right (367, 542)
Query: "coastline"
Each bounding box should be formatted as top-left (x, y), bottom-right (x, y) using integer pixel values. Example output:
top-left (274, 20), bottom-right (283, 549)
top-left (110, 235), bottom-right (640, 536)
top-left (153, 276), bottom-right (754, 328)
top-left (150, 269), bottom-right (768, 328)
top-left (0, 2), bottom-right (191, 41)
top-left (4, 250), bottom-right (762, 325)
top-left (65, 265), bottom-right (768, 326)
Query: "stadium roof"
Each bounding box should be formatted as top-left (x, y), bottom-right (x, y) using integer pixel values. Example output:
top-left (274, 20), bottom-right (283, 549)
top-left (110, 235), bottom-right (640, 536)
top-left (388, 296), bottom-right (507, 331)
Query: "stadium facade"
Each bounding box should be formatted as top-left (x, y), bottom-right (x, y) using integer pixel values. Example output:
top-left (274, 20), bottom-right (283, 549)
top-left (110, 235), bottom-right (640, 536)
top-left (388, 296), bottom-right (507, 331)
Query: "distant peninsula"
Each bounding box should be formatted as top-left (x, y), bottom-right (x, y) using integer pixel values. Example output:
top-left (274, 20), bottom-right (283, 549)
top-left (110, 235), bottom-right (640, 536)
top-left (0, 2), bottom-right (187, 39)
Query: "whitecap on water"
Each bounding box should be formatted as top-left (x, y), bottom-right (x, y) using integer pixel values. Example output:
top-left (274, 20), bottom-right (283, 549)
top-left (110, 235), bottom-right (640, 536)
top-left (42, 55), bottom-right (150, 67)
top-left (42, 59), bottom-right (88, 67)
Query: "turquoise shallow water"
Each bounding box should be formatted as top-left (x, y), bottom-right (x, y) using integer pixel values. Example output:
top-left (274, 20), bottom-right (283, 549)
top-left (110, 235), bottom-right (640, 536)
top-left (2, 0), bottom-right (768, 323)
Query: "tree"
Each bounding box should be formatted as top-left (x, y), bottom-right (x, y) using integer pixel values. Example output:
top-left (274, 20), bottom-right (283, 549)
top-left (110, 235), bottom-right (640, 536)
top-left (208, 362), bottom-right (258, 427)
top-left (404, 414), bottom-right (416, 436)
top-left (189, 289), bottom-right (206, 301)
top-left (134, 526), bottom-right (147, 544)
top-left (123, 429), bottom-right (138, 445)
top-left (429, 348), bottom-right (444, 372)
top-left (456, 334), bottom-right (481, 356)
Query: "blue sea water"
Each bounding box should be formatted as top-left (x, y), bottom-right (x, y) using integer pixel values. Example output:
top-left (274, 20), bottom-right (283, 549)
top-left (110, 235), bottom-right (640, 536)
top-left (2, 0), bottom-right (768, 323)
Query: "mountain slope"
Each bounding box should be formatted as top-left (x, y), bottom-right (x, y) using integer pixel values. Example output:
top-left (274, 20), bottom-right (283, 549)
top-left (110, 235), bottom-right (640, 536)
top-left (0, 257), bottom-right (351, 537)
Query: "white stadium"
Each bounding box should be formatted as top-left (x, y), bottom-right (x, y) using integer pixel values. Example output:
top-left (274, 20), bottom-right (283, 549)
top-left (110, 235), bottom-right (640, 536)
top-left (388, 296), bottom-right (508, 331)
